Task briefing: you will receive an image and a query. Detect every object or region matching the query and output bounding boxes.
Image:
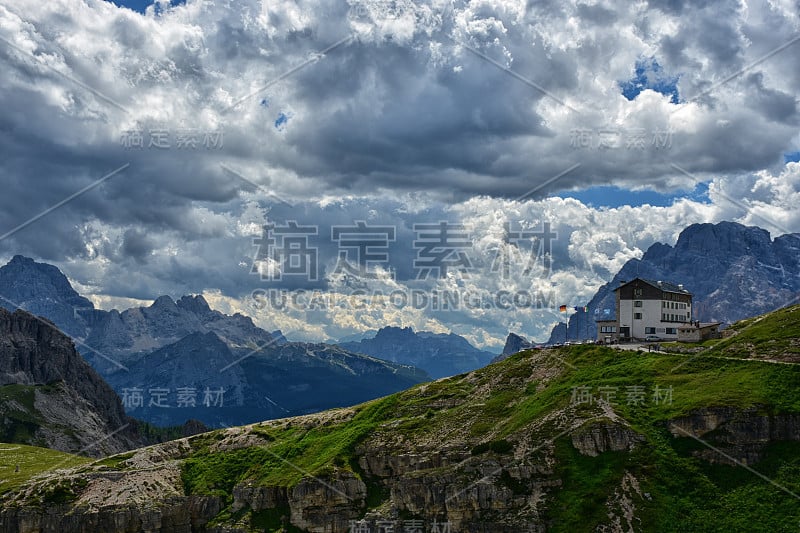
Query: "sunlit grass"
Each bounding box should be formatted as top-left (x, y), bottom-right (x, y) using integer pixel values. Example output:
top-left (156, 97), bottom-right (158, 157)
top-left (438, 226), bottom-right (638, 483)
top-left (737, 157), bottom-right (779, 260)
top-left (0, 443), bottom-right (91, 493)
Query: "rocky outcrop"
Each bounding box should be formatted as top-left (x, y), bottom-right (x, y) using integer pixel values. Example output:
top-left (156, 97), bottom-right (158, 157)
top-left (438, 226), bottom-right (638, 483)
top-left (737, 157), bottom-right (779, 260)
top-left (667, 406), bottom-right (800, 465)
top-left (571, 420), bottom-right (645, 457)
top-left (0, 496), bottom-right (223, 533)
top-left (492, 332), bottom-right (536, 362)
top-left (288, 473), bottom-right (367, 532)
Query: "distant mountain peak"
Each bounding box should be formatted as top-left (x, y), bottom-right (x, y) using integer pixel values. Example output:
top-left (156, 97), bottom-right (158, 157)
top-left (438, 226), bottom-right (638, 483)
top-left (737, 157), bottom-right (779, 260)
top-left (9, 254), bottom-right (34, 264)
top-left (0, 255), bottom-right (94, 338)
top-left (375, 325), bottom-right (415, 337)
top-left (340, 326), bottom-right (495, 379)
top-left (502, 332), bottom-right (534, 356)
top-left (176, 294), bottom-right (211, 314)
top-left (150, 295), bottom-right (177, 309)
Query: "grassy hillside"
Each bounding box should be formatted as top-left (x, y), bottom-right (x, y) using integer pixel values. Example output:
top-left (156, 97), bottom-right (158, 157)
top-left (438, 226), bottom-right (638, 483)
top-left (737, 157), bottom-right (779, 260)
top-left (175, 346), bottom-right (800, 531)
top-left (0, 444), bottom-right (90, 493)
top-left (702, 303), bottom-right (800, 362)
top-left (2, 304), bottom-right (800, 531)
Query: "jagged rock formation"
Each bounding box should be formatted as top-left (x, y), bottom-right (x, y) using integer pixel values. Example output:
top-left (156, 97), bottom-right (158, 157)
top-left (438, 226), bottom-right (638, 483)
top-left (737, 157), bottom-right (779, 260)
top-left (339, 326), bottom-right (495, 378)
top-left (548, 221), bottom-right (800, 343)
top-left (82, 294), bottom-right (276, 374)
top-left (0, 308), bottom-right (138, 456)
top-left (492, 332), bottom-right (536, 363)
top-left (270, 330), bottom-right (288, 345)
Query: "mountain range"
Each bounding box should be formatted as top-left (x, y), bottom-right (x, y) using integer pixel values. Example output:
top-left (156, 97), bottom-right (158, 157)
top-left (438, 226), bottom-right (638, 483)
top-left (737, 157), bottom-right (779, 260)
top-left (0, 256), bottom-right (429, 427)
top-left (338, 326), bottom-right (496, 378)
top-left (4, 303), bottom-right (799, 531)
top-left (548, 221), bottom-right (800, 343)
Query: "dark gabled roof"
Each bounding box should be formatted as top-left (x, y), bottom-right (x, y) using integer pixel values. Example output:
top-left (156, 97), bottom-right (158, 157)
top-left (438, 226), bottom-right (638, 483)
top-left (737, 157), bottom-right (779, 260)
top-left (614, 277), bottom-right (691, 295)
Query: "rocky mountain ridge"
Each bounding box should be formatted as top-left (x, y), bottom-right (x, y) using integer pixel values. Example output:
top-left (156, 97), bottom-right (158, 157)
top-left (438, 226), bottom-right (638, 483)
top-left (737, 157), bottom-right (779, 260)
top-left (548, 221), bottom-right (800, 343)
top-left (338, 326), bottom-right (495, 378)
top-left (0, 257), bottom-right (430, 428)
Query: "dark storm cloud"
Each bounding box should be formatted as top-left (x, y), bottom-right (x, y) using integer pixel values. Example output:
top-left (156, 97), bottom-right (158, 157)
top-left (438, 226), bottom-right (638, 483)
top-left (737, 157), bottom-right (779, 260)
top-left (0, 0), bottom-right (798, 318)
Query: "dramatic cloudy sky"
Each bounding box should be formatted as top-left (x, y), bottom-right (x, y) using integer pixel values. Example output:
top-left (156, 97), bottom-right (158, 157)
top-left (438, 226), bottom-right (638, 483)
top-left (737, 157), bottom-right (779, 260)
top-left (0, 0), bottom-right (798, 348)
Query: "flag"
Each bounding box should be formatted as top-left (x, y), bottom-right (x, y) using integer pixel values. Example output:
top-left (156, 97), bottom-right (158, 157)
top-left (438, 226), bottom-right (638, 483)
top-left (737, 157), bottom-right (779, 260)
top-left (559, 305), bottom-right (567, 312)
top-left (583, 306), bottom-right (588, 312)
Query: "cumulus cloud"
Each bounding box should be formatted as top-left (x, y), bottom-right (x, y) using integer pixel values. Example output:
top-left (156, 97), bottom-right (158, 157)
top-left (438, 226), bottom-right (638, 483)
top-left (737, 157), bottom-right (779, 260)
top-left (0, 0), bottom-right (798, 347)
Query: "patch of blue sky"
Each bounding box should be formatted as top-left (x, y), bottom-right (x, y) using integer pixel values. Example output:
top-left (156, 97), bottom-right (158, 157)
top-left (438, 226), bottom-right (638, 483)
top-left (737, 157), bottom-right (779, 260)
top-left (620, 57), bottom-right (680, 104)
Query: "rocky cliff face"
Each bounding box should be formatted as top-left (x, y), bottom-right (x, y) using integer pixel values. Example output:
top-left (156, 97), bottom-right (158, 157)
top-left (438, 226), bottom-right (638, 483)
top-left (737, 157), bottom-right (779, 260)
top-left (548, 221), bottom-right (800, 343)
top-left (668, 406), bottom-right (800, 465)
top-left (0, 308), bottom-right (138, 456)
top-left (339, 326), bottom-right (495, 378)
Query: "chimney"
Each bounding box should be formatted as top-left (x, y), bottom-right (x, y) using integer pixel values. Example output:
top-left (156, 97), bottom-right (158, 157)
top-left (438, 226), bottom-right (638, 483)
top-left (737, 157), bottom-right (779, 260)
top-left (678, 284), bottom-right (684, 290)
top-left (657, 280), bottom-right (662, 286)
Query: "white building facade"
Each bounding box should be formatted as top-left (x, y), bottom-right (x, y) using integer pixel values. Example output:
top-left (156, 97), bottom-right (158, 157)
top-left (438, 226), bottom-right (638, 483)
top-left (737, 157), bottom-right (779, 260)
top-left (598, 278), bottom-right (693, 342)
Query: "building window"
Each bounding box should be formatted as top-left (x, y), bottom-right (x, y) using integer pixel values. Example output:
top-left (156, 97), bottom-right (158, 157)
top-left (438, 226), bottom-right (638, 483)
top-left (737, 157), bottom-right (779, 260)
top-left (634, 288), bottom-right (642, 297)
top-left (666, 328), bottom-right (677, 334)
top-left (600, 326), bottom-right (617, 333)
top-left (645, 327), bottom-right (656, 334)
top-left (634, 313), bottom-right (642, 319)
top-left (634, 301), bottom-right (643, 307)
